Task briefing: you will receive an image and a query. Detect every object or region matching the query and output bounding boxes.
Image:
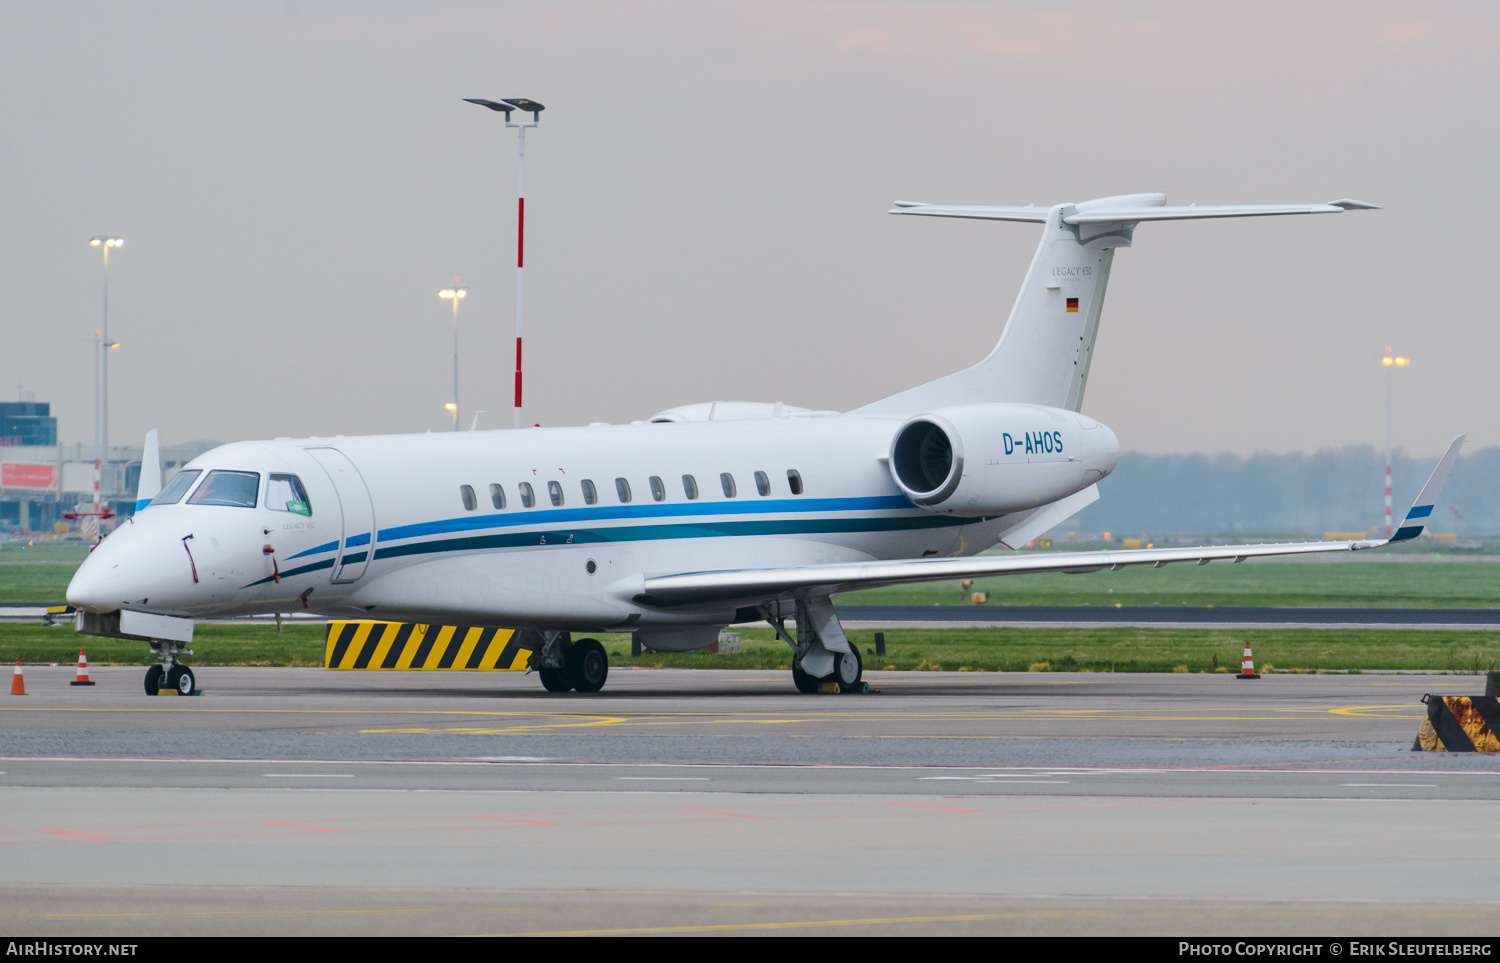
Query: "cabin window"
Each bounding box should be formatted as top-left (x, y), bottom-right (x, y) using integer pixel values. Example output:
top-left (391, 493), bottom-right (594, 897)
top-left (459, 485), bottom-right (477, 511)
top-left (615, 477), bottom-right (632, 503)
top-left (548, 480), bottom-right (564, 507)
top-left (518, 482), bottom-right (535, 508)
top-left (489, 483), bottom-right (506, 509)
top-left (681, 474), bottom-right (698, 500)
top-left (187, 470), bottom-right (260, 508)
top-left (787, 469), bottom-right (803, 495)
top-left (720, 473), bottom-right (736, 498)
top-left (267, 474), bottom-right (312, 516)
top-left (581, 479), bottom-right (597, 505)
top-left (754, 471), bottom-right (770, 496)
top-left (149, 469), bottom-right (201, 508)
top-left (649, 476), bottom-right (665, 502)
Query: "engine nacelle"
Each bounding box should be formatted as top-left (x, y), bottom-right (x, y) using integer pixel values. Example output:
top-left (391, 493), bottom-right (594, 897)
top-left (888, 404), bottom-right (1118, 515)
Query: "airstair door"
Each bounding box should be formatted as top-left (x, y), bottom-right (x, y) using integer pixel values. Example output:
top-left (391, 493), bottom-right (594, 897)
top-left (305, 447), bottom-right (376, 583)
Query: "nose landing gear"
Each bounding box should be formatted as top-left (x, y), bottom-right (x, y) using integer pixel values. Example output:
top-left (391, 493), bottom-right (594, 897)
top-left (145, 640), bottom-right (197, 696)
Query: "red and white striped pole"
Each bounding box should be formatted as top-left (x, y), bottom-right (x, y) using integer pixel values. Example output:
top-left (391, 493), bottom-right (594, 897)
top-left (463, 97), bottom-right (544, 431)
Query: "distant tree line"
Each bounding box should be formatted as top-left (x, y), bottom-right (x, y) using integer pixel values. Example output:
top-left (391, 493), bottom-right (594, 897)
top-left (1071, 446), bottom-right (1500, 536)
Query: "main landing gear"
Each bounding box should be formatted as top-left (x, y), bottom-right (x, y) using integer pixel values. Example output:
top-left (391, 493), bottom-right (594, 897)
top-left (526, 631), bottom-right (609, 694)
top-left (763, 596), bottom-right (865, 695)
top-left (145, 640), bottom-right (196, 696)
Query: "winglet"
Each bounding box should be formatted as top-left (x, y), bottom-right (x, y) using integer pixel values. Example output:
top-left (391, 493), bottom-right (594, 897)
top-left (134, 429), bottom-right (161, 513)
top-left (1389, 434), bottom-right (1466, 542)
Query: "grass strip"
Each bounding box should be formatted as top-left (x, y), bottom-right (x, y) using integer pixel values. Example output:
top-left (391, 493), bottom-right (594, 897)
top-left (4, 624), bottom-right (1497, 674)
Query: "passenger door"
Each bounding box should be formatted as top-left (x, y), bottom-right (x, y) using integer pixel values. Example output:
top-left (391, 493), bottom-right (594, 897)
top-left (304, 447), bottom-right (376, 583)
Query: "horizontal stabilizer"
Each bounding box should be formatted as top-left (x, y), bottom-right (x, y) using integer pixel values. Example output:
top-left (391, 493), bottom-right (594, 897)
top-left (891, 197), bottom-right (1379, 224)
top-left (889, 203), bottom-right (1048, 222)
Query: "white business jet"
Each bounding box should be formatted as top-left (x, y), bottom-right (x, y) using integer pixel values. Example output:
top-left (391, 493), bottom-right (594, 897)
top-left (67, 192), bottom-right (1463, 696)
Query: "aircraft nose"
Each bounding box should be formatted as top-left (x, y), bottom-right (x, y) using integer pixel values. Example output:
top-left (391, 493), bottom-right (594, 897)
top-left (66, 550), bottom-right (127, 613)
top-left (65, 516), bottom-right (189, 613)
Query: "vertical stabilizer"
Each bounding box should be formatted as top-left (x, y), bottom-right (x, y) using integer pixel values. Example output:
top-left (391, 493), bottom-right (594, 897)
top-left (855, 194), bottom-right (1375, 416)
top-left (134, 429), bottom-right (160, 513)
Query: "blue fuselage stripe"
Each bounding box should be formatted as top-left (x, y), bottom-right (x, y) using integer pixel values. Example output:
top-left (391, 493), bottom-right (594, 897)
top-left (371, 513), bottom-right (970, 563)
top-left (286, 495), bottom-right (918, 561)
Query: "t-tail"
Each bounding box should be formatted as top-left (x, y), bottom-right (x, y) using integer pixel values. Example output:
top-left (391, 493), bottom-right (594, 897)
top-left (855, 193), bottom-right (1379, 415)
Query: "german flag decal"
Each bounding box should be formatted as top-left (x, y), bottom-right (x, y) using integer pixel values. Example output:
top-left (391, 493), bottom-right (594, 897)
top-left (1066, 297), bottom-right (1079, 313)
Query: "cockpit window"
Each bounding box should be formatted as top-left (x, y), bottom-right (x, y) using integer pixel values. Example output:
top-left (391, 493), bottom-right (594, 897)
top-left (186, 470), bottom-right (261, 508)
top-left (148, 469), bottom-right (201, 508)
top-left (267, 474), bottom-right (312, 516)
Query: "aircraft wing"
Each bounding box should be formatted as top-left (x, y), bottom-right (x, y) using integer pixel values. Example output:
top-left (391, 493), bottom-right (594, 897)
top-left (636, 434), bottom-right (1464, 609)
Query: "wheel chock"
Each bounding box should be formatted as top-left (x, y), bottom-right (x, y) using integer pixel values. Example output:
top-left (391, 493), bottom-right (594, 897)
top-left (1413, 695), bottom-right (1500, 752)
top-left (817, 680), bottom-right (840, 694)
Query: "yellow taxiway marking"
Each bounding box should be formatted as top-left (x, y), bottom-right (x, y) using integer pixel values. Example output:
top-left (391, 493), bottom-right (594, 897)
top-left (1, 705), bottom-right (1423, 730)
top-left (40, 907), bottom-right (522, 921)
top-left (471, 912), bottom-right (1004, 936)
top-left (1326, 705), bottom-right (1426, 718)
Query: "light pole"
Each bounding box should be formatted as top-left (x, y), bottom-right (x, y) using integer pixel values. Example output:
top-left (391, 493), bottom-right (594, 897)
top-left (1381, 348), bottom-right (1410, 537)
top-left (464, 97), bottom-right (544, 429)
top-left (439, 282), bottom-right (467, 430)
top-left (89, 236), bottom-right (121, 507)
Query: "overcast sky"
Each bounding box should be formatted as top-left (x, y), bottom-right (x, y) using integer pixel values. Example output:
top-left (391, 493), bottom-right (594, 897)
top-left (3, 1), bottom-right (1494, 457)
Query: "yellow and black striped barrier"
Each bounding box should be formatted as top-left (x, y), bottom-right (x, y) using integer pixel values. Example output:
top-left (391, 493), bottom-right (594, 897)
top-left (324, 620), bottom-right (533, 671)
top-left (1413, 695), bottom-right (1500, 752)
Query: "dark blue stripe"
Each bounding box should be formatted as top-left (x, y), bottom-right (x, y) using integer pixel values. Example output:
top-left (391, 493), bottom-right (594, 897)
top-left (372, 514), bottom-right (971, 563)
top-left (283, 496), bottom-right (915, 562)
top-left (1390, 525), bottom-right (1424, 542)
top-left (1406, 504), bottom-right (1433, 519)
top-left (243, 557), bottom-right (334, 587)
top-left (289, 539), bottom-right (339, 561)
top-left (377, 495), bottom-right (911, 543)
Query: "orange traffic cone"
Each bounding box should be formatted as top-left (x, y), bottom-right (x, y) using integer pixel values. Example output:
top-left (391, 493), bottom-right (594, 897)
top-left (70, 650), bottom-right (95, 687)
top-left (10, 660), bottom-right (25, 695)
top-left (1237, 640), bottom-right (1260, 680)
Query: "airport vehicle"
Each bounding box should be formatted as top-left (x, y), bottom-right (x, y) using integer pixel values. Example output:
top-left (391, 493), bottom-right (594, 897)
top-left (66, 192), bottom-right (1460, 695)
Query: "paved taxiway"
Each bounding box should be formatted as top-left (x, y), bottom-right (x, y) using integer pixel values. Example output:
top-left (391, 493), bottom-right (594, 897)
top-left (2, 666), bottom-right (1498, 936)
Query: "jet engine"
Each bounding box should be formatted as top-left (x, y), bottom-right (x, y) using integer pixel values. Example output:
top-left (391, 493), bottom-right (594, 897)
top-left (887, 403), bottom-right (1117, 516)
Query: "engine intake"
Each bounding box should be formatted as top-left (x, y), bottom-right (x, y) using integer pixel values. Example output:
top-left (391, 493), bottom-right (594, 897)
top-left (890, 415), bottom-right (963, 505)
top-left (887, 404), bottom-right (1118, 516)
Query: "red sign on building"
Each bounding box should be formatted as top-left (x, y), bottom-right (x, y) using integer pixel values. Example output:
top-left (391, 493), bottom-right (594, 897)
top-left (1, 463), bottom-right (58, 489)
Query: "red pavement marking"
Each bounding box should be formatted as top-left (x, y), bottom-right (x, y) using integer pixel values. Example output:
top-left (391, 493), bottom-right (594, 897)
top-left (38, 829), bottom-right (116, 840)
top-left (472, 815), bottom-right (560, 826)
top-left (677, 808), bottom-right (771, 820)
top-left (260, 821), bottom-right (340, 833)
top-left (880, 801), bottom-right (982, 814)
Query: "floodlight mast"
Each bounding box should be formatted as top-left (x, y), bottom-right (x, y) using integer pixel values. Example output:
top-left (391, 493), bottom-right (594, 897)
top-left (464, 97), bottom-right (544, 429)
top-left (88, 236), bottom-right (122, 520)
